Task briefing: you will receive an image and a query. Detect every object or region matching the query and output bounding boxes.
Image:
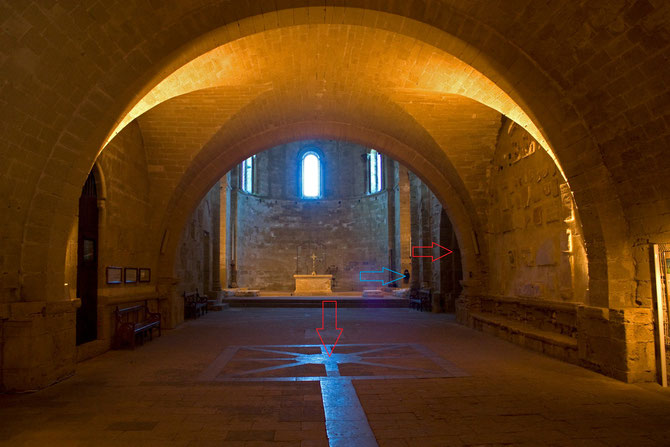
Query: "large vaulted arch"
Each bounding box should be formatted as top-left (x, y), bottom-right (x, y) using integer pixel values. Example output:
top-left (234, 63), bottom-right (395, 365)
top-left (3, 1), bottom-right (668, 391)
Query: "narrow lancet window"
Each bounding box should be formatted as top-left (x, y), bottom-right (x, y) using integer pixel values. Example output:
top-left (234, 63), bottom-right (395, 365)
top-left (302, 152), bottom-right (321, 198)
top-left (241, 155), bottom-right (254, 193)
top-left (369, 149), bottom-right (382, 193)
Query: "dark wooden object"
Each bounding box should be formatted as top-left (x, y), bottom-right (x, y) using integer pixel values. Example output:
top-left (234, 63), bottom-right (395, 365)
top-left (184, 289), bottom-right (208, 319)
top-left (409, 288), bottom-right (432, 312)
top-left (113, 300), bottom-right (161, 349)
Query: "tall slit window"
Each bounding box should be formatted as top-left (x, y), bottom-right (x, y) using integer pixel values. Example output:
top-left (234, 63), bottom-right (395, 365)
top-left (241, 155), bottom-right (254, 193)
top-left (369, 149), bottom-right (382, 194)
top-left (301, 152), bottom-right (321, 198)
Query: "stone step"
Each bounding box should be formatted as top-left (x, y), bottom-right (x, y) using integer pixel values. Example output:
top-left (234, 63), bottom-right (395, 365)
top-left (207, 302), bottom-right (229, 311)
top-left (222, 288), bottom-right (260, 297)
top-left (223, 296), bottom-right (407, 308)
top-left (362, 289), bottom-right (385, 298)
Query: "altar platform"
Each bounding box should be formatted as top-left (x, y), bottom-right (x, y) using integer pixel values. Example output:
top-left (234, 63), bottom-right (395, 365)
top-left (222, 293), bottom-right (408, 308)
top-left (293, 274), bottom-right (333, 296)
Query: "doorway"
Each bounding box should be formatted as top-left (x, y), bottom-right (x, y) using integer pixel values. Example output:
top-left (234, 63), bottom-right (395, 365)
top-left (203, 231), bottom-right (211, 293)
top-left (76, 171), bottom-right (99, 345)
top-left (439, 209), bottom-right (462, 312)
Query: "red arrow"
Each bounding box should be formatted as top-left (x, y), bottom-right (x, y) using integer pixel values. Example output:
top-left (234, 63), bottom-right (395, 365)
top-left (411, 242), bottom-right (453, 262)
top-left (316, 300), bottom-right (343, 357)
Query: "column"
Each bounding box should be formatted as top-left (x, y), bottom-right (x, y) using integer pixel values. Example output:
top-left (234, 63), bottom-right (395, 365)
top-left (398, 165), bottom-right (412, 286)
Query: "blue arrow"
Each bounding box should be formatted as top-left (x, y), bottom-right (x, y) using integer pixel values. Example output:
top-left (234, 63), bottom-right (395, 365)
top-left (359, 267), bottom-right (406, 286)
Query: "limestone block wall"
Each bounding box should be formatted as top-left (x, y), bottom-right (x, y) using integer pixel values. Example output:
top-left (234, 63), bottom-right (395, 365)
top-left (77, 122), bottom-right (162, 360)
top-left (408, 171), bottom-right (463, 310)
top-left (235, 191), bottom-right (389, 291)
top-left (175, 184), bottom-right (219, 295)
top-left (253, 139), bottom-right (372, 199)
top-left (224, 139), bottom-right (397, 291)
top-left (487, 118), bottom-right (589, 303)
top-left (458, 120), bottom-right (655, 382)
top-left (95, 122), bottom-right (157, 294)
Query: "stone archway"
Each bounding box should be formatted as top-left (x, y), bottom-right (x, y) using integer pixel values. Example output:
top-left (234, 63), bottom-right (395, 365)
top-left (9, 4), bottom-right (631, 312)
top-left (5, 2), bottom-right (665, 390)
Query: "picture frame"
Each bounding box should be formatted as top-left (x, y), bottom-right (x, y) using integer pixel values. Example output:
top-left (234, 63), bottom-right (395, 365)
top-left (139, 268), bottom-right (151, 283)
top-left (124, 267), bottom-right (138, 284)
top-left (106, 266), bottom-right (122, 284)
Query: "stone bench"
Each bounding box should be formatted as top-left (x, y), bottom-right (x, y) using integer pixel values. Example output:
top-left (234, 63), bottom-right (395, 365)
top-left (468, 311), bottom-right (578, 363)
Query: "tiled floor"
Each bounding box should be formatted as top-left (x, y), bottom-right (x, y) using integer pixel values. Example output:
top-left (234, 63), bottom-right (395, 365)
top-left (2, 307), bottom-right (670, 446)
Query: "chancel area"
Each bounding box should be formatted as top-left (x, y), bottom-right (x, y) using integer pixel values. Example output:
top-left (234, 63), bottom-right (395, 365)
top-left (2, 1), bottom-right (670, 446)
top-left (177, 139), bottom-right (463, 301)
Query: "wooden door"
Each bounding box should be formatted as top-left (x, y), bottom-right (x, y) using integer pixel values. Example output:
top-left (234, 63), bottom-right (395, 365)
top-left (76, 172), bottom-right (98, 345)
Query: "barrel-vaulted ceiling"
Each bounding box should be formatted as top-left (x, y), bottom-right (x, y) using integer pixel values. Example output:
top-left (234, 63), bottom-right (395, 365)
top-left (107, 24), bottom-right (554, 169)
top-left (4, 1), bottom-right (667, 308)
top-left (121, 24), bottom-right (509, 280)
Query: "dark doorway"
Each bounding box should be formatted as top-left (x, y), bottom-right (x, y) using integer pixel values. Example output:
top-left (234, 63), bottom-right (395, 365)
top-left (440, 209), bottom-right (462, 312)
top-left (76, 171), bottom-right (99, 345)
top-left (203, 231), bottom-right (211, 293)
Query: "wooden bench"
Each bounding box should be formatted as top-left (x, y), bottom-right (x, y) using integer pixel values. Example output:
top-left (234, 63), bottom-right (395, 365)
top-left (184, 289), bottom-right (208, 319)
top-left (409, 288), bottom-right (432, 311)
top-left (113, 300), bottom-right (161, 349)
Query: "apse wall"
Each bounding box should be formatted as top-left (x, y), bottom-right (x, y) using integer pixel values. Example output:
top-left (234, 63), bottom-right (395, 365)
top-left (232, 140), bottom-right (394, 291)
top-left (235, 192), bottom-right (389, 290)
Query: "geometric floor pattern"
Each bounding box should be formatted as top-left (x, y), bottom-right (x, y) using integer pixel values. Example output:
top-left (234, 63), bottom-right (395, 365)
top-left (4, 308), bottom-right (670, 446)
top-left (198, 343), bottom-right (468, 382)
top-left (198, 343), bottom-right (468, 446)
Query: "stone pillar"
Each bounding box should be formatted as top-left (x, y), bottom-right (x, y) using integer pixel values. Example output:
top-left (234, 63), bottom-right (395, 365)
top-left (576, 306), bottom-right (655, 382)
top-left (419, 182), bottom-right (433, 289)
top-left (398, 165), bottom-right (412, 286)
top-left (157, 276), bottom-right (181, 329)
top-left (210, 180), bottom-right (222, 294)
top-left (1, 301), bottom-right (78, 392)
top-left (228, 170), bottom-right (238, 288)
top-left (385, 159), bottom-right (400, 284)
top-left (429, 191), bottom-right (442, 311)
top-left (409, 172), bottom-right (422, 289)
top-left (219, 176), bottom-right (227, 291)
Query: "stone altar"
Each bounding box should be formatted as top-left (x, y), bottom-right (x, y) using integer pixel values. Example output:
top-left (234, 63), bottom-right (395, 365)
top-left (293, 274), bottom-right (333, 296)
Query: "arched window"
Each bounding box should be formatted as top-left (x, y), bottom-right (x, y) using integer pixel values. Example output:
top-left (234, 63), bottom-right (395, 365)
top-left (301, 151), bottom-right (321, 198)
top-left (241, 155), bottom-right (254, 193)
top-left (368, 149), bottom-right (382, 193)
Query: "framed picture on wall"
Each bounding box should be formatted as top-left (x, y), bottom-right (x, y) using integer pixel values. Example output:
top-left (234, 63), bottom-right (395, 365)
top-left (139, 268), bottom-right (151, 282)
top-left (106, 266), bottom-right (122, 284)
top-left (124, 267), bottom-right (138, 284)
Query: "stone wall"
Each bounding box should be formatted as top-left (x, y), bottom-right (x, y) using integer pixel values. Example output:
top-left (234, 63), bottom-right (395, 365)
top-left (408, 171), bottom-right (463, 310)
top-left (253, 139), bottom-right (374, 199)
top-left (230, 140), bottom-right (393, 291)
top-left (487, 118), bottom-right (589, 303)
top-left (458, 119), bottom-right (590, 363)
top-left (1, 122), bottom-right (166, 389)
top-left (78, 122), bottom-right (163, 361)
top-left (175, 182), bottom-right (219, 295)
top-left (235, 191), bottom-right (389, 291)
top-left (458, 119), bottom-right (655, 382)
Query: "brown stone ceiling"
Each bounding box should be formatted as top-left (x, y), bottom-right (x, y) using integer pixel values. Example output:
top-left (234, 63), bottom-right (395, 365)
top-left (136, 86), bottom-right (502, 236)
top-left (113, 24), bottom-right (545, 161)
top-left (2, 1), bottom-right (668, 304)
